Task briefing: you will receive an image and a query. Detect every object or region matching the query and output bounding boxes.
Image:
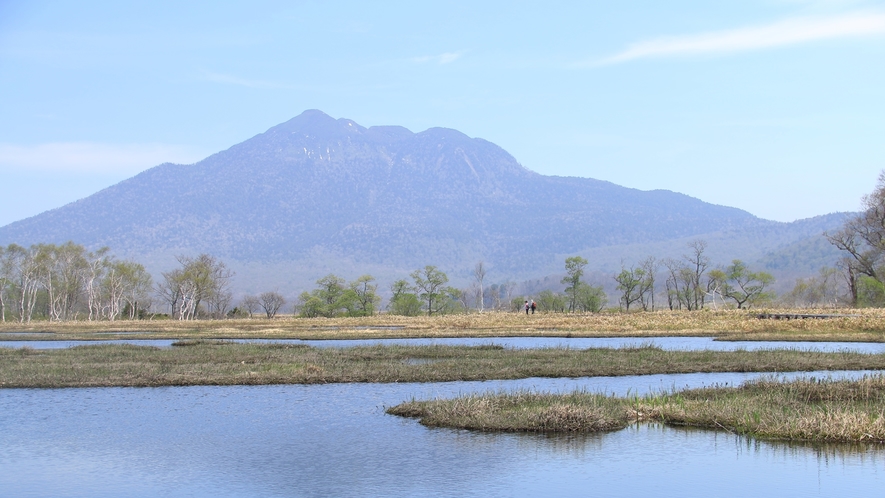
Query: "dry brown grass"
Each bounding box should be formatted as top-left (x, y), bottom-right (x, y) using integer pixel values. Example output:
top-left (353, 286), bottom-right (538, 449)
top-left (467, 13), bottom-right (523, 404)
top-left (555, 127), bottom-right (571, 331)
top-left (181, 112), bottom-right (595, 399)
top-left (645, 375), bottom-right (885, 442)
top-left (3, 308), bottom-right (885, 342)
top-left (390, 391), bottom-right (628, 432)
top-left (388, 375), bottom-right (885, 443)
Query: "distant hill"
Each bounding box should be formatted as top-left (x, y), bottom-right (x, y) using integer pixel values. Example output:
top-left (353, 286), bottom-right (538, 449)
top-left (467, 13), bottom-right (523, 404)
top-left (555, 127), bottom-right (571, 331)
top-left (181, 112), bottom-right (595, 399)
top-left (0, 110), bottom-right (849, 294)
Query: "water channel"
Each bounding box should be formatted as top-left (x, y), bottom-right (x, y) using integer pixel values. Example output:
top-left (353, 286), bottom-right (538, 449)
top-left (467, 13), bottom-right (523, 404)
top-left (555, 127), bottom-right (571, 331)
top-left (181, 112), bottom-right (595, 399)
top-left (3, 335), bottom-right (885, 353)
top-left (2, 367), bottom-right (884, 497)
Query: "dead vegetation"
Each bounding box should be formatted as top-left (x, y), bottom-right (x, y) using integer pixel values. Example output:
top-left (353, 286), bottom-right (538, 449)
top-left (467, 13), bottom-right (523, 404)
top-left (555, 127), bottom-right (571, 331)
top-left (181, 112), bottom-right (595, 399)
top-left (3, 309), bottom-right (885, 342)
top-left (388, 375), bottom-right (885, 443)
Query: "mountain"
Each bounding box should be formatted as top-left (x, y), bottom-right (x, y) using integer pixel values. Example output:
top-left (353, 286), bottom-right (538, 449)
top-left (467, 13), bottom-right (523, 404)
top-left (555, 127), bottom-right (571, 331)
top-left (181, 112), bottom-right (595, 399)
top-left (0, 110), bottom-right (847, 292)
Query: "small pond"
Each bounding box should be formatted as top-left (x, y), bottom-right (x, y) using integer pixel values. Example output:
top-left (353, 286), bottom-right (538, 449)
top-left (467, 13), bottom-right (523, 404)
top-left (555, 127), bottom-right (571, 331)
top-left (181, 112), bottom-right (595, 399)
top-left (1, 370), bottom-right (883, 497)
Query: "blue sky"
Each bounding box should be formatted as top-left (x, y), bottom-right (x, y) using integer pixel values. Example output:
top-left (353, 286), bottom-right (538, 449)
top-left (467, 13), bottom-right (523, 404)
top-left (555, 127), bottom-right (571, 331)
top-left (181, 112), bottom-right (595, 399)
top-left (1, 0), bottom-right (883, 226)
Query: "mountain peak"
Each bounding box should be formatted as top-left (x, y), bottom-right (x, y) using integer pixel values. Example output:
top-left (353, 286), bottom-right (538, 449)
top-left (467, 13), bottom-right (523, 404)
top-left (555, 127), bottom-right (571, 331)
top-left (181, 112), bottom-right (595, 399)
top-left (0, 111), bottom-right (783, 291)
top-left (269, 109), bottom-right (367, 137)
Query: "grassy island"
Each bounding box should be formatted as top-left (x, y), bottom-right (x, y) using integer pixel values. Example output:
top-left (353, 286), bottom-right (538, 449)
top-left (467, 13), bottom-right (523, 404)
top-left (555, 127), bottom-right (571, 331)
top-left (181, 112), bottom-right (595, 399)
top-left (2, 341), bottom-right (885, 388)
top-left (387, 375), bottom-right (885, 443)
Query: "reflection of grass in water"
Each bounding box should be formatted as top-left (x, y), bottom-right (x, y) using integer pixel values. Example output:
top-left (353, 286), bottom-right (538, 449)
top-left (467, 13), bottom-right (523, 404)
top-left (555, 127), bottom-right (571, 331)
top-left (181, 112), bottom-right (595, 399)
top-left (388, 375), bottom-right (885, 443)
top-left (2, 309), bottom-right (885, 342)
top-left (3, 343), bottom-right (885, 389)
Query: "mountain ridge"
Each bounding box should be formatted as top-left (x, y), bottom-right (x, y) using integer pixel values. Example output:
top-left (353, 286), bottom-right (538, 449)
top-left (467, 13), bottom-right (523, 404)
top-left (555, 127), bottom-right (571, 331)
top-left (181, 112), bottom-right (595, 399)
top-left (0, 110), bottom-right (846, 291)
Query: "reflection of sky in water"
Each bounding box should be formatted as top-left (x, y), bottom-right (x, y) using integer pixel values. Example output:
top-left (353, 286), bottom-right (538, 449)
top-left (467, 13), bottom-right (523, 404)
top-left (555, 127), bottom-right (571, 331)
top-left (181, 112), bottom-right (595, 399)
top-left (3, 336), bottom-right (885, 353)
top-left (1, 371), bottom-right (883, 497)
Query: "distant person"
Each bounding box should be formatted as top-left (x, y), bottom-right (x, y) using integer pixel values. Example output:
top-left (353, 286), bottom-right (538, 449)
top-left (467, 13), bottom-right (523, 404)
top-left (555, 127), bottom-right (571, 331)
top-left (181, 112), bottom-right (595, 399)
top-left (524, 300), bottom-right (529, 315)
top-left (530, 300), bottom-right (536, 314)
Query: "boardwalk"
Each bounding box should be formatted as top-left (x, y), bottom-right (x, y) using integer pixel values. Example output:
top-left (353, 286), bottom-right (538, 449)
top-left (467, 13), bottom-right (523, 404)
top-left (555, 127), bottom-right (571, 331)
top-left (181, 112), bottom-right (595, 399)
top-left (755, 313), bottom-right (860, 320)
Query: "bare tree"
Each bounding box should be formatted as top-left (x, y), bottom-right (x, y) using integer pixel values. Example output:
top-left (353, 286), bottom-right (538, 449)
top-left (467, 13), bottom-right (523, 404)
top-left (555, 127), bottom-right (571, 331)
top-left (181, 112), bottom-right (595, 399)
top-left (685, 240), bottom-right (710, 310)
top-left (663, 258), bottom-right (682, 310)
top-left (497, 282), bottom-right (515, 310)
top-left (101, 261), bottom-right (127, 321)
top-left (459, 286), bottom-right (472, 310)
top-left (826, 171), bottom-right (885, 306)
top-left (473, 261), bottom-right (486, 312)
top-left (663, 241), bottom-right (710, 310)
top-left (73, 247), bottom-right (110, 321)
top-left (485, 283), bottom-right (502, 310)
top-left (0, 246), bottom-right (11, 322)
top-left (639, 256), bottom-right (658, 311)
top-left (240, 295), bottom-right (261, 318)
top-left (784, 267), bottom-right (848, 308)
top-left (4, 244), bottom-right (41, 323)
top-left (32, 242), bottom-right (89, 321)
top-left (259, 291), bottom-right (286, 319)
top-left (157, 268), bottom-right (184, 318)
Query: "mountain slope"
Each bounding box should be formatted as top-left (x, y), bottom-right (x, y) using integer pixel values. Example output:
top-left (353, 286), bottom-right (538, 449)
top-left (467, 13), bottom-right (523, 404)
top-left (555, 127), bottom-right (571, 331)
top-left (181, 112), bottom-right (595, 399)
top-left (0, 110), bottom-right (843, 289)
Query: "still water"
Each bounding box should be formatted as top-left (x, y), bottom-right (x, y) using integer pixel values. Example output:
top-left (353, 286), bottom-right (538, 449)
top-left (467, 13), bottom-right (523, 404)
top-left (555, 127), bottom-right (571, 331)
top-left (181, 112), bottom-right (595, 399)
top-left (3, 336), bottom-right (885, 353)
top-left (1, 370), bottom-right (883, 497)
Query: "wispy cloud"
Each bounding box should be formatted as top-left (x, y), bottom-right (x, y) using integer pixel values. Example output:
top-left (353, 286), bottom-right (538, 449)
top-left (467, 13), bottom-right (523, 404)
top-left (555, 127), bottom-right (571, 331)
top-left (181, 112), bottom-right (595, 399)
top-left (0, 142), bottom-right (207, 174)
top-left (590, 10), bottom-right (885, 66)
top-left (200, 70), bottom-right (293, 89)
top-left (412, 51), bottom-right (466, 65)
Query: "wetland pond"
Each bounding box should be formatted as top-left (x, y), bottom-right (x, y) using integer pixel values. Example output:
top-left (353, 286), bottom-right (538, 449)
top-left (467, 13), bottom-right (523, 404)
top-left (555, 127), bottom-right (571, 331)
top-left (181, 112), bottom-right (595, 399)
top-left (2, 369), bottom-right (884, 497)
top-left (3, 335), bottom-right (885, 352)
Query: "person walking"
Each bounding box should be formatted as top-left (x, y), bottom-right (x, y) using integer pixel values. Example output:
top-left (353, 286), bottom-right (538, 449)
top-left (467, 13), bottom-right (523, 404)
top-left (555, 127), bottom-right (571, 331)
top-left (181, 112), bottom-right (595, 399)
top-left (530, 300), bottom-right (536, 314)
top-left (524, 300), bottom-right (530, 315)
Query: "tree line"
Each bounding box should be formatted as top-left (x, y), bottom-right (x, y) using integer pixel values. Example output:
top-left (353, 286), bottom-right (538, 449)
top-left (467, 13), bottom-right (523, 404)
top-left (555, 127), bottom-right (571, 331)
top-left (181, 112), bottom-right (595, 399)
top-left (610, 241), bottom-right (775, 312)
top-left (0, 241), bottom-right (816, 322)
top-left (0, 243), bottom-right (150, 323)
top-left (624, 169), bottom-right (885, 310)
top-left (7, 169), bottom-right (885, 322)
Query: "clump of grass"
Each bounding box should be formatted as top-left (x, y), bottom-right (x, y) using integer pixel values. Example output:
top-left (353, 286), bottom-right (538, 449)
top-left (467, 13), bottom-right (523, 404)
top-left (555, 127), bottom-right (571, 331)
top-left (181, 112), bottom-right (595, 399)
top-left (389, 391), bottom-right (629, 432)
top-left (387, 375), bottom-right (885, 443)
top-left (471, 344), bottom-right (505, 350)
top-left (647, 375), bottom-right (885, 442)
top-left (172, 339), bottom-right (234, 347)
top-left (256, 342), bottom-right (311, 349)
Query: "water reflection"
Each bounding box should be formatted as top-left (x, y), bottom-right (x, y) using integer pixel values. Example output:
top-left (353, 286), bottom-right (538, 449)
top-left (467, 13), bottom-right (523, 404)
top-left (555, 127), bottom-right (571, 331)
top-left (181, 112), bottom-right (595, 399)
top-left (1, 371), bottom-right (883, 497)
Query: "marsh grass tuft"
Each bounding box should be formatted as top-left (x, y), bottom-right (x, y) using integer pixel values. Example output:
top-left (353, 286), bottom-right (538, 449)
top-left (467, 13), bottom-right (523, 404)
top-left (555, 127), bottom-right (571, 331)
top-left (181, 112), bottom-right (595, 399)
top-left (650, 375), bottom-right (885, 442)
top-left (172, 339), bottom-right (235, 347)
top-left (387, 375), bottom-right (885, 443)
top-left (388, 391), bottom-right (629, 433)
